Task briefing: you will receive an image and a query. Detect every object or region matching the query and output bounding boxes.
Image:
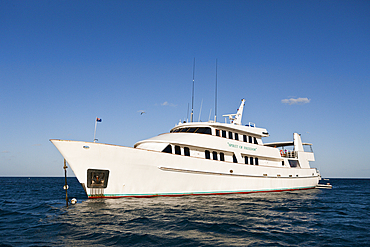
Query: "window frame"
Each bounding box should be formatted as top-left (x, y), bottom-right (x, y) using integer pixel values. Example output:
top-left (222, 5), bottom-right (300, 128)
top-left (205, 150), bottom-right (210, 159)
top-left (175, 145), bottom-right (181, 155)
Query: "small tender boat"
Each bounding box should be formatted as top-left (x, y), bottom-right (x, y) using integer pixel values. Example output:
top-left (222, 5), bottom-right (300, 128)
top-left (51, 99), bottom-right (321, 198)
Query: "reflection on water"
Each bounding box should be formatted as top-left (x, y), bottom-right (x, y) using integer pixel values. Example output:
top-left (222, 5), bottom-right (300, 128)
top-left (58, 190), bottom-right (326, 246)
top-left (2, 178), bottom-right (369, 246)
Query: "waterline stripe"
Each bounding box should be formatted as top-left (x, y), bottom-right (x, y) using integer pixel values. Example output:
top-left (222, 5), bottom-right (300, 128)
top-left (88, 186), bottom-right (316, 198)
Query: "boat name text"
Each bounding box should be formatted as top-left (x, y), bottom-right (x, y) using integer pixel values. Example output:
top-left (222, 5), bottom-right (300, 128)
top-left (227, 142), bottom-right (257, 151)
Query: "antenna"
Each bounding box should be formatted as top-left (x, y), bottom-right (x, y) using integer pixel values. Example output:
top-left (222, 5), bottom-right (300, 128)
top-left (186, 103), bottom-right (189, 122)
top-left (191, 58), bottom-right (195, 122)
top-left (214, 59), bottom-right (218, 122)
top-left (198, 99), bottom-right (203, 122)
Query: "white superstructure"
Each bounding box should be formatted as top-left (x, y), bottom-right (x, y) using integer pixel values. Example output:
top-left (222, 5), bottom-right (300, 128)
top-left (51, 99), bottom-right (321, 198)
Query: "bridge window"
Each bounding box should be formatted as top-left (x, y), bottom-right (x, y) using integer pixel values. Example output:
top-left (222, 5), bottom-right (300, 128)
top-left (188, 127), bottom-right (197, 132)
top-left (234, 133), bottom-right (239, 140)
top-left (195, 127), bottom-right (212, 134)
top-left (215, 129), bottom-right (220, 136)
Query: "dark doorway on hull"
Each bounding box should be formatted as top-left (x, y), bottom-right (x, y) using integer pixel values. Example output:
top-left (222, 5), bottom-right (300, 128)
top-left (87, 169), bottom-right (109, 188)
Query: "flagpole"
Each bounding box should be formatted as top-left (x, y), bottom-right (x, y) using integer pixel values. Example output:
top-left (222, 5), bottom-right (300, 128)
top-left (93, 117), bottom-right (97, 142)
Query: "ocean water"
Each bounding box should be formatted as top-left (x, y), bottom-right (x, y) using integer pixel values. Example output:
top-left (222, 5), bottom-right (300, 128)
top-left (0, 178), bottom-right (369, 246)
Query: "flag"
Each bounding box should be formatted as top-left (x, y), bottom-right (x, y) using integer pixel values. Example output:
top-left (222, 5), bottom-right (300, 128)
top-left (96, 118), bottom-right (102, 122)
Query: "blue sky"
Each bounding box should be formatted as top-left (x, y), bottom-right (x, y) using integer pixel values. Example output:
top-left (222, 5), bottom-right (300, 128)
top-left (1, 0), bottom-right (369, 177)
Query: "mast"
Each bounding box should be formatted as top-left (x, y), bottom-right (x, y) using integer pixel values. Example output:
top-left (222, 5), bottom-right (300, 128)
top-left (191, 58), bottom-right (195, 122)
top-left (214, 59), bottom-right (218, 122)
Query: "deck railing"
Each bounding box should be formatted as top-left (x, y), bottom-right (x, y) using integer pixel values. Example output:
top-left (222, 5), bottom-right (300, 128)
top-left (281, 150), bottom-right (297, 158)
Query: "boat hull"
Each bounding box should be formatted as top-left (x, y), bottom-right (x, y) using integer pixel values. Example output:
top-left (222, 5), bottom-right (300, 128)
top-left (51, 140), bottom-right (320, 198)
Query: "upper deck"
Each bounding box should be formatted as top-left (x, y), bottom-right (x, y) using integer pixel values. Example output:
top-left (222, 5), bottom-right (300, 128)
top-left (171, 121), bottom-right (269, 138)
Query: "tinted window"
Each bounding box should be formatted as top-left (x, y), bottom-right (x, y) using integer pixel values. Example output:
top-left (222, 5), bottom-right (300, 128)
top-left (243, 135), bottom-right (247, 142)
top-left (255, 158), bottom-right (259, 165)
top-left (162, 145), bottom-right (172, 153)
top-left (248, 136), bottom-right (252, 143)
top-left (222, 130), bottom-right (227, 138)
top-left (254, 137), bottom-right (258, 144)
top-left (184, 147), bottom-right (190, 156)
top-left (205, 150), bottom-right (210, 159)
top-left (180, 128), bottom-right (188, 132)
top-left (228, 131), bottom-right (233, 139)
top-left (233, 154), bottom-right (238, 163)
top-left (250, 157), bottom-right (254, 165)
top-left (234, 133), bottom-right (239, 140)
top-left (215, 129), bottom-right (220, 136)
top-left (195, 127), bottom-right (212, 135)
top-left (188, 128), bottom-right (197, 132)
top-left (288, 160), bottom-right (300, 168)
top-left (220, 152), bottom-right (225, 161)
top-left (175, 145), bottom-right (181, 155)
top-left (244, 156), bottom-right (248, 164)
top-left (212, 151), bottom-right (218, 160)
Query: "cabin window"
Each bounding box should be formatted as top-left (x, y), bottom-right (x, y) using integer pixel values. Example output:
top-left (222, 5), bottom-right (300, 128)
top-left (228, 131), bottom-right (233, 139)
top-left (254, 137), bottom-right (258, 144)
top-left (215, 129), bottom-right (220, 136)
top-left (234, 133), bottom-right (239, 141)
top-left (282, 161), bottom-right (284, 166)
top-left (205, 150), bottom-right (210, 159)
top-left (255, 158), bottom-right (259, 165)
top-left (212, 151), bottom-right (218, 160)
top-left (248, 136), bottom-right (252, 143)
top-left (244, 156), bottom-right (248, 164)
top-left (175, 145), bottom-right (181, 155)
top-left (180, 128), bottom-right (188, 132)
top-left (250, 157), bottom-right (254, 165)
top-left (222, 130), bottom-right (226, 138)
top-left (162, 145), bottom-right (172, 153)
top-left (184, 147), bottom-right (190, 156)
top-left (243, 135), bottom-right (247, 142)
top-left (220, 152), bottom-right (225, 161)
top-left (288, 160), bottom-right (300, 168)
top-left (233, 154), bottom-right (238, 163)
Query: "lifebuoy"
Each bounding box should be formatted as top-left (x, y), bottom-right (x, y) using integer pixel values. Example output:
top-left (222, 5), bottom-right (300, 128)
top-left (280, 150), bottom-right (284, 156)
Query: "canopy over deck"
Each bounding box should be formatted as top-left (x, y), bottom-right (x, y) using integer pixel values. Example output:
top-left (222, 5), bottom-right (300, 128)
top-left (264, 141), bottom-right (312, 147)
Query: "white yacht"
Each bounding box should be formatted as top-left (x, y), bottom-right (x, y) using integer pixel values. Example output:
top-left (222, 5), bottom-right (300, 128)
top-left (51, 99), bottom-right (321, 198)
